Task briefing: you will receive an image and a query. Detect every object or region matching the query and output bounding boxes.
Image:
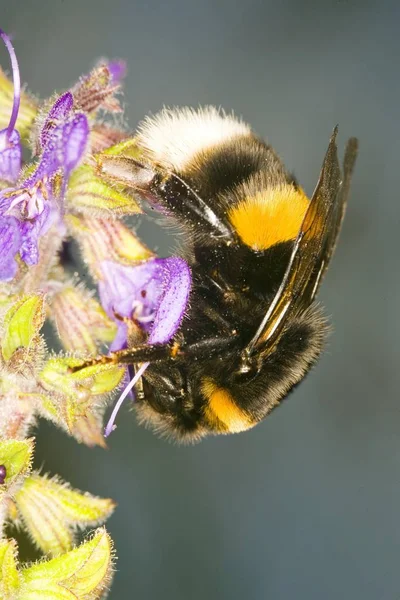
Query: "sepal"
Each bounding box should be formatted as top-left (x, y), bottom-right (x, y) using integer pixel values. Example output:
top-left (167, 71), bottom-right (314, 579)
top-left (19, 528), bottom-right (114, 599)
top-left (1, 294), bottom-right (46, 373)
top-left (15, 473), bottom-right (115, 556)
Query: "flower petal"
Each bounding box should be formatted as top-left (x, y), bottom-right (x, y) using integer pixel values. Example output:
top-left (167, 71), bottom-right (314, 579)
top-left (102, 257), bottom-right (191, 435)
top-left (63, 113), bottom-right (89, 173)
top-left (40, 92), bottom-right (74, 148)
top-left (29, 113), bottom-right (89, 184)
top-left (0, 128), bottom-right (21, 182)
top-left (19, 203), bottom-right (51, 265)
top-left (99, 258), bottom-right (166, 327)
top-left (0, 215), bottom-right (20, 280)
top-left (99, 257), bottom-right (191, 350)
top-left (148, 257), bottom-right (191, 344)
top-left (107, 60), bottom-right (127, 84)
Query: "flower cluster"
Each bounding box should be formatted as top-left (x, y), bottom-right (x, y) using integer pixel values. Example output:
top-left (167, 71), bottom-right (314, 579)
top-left (0, 28), bottom-right (191, 598)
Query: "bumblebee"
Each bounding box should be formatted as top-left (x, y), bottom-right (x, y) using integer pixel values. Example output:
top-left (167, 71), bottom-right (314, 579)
top-left (80, 107), bottom-right (358, 442)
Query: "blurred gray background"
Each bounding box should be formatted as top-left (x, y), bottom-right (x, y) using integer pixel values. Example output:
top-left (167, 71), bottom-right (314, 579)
top-left (2, 0), bottom-right (399, 598)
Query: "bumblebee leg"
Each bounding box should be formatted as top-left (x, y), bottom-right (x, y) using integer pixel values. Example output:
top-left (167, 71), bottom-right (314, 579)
top-left (71, 342), bottom-right (177, 372)
top-left (99, 155), bottom-right (237, 242)
top-left (72, 333), bottom-right (237, 373)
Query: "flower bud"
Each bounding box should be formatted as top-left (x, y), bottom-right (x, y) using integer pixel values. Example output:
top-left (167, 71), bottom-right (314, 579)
top-left (72, 62), bottom-right (125, 114)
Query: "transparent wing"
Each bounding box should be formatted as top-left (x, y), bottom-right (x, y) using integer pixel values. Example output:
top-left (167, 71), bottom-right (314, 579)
top-left (246, 128), bottom-right (358, 353)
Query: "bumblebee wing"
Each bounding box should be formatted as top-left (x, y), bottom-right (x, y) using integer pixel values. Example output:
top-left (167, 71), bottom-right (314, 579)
top-left (308, 135), bottom-right (358, 299)
top-left (247, 128), bottom-right (358, 353)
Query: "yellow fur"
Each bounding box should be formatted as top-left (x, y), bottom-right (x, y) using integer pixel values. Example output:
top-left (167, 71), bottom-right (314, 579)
top-left (201, 378), bottom-right (254, 433)
top-left (228, 185), bottom-right (309, 250)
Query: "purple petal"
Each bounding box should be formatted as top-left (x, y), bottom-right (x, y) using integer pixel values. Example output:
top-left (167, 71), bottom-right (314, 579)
top-left (40, 92), bottom-right (74, 148)
top-left (0, 129), bottom-right (21, 182)
top-left (0, 215), bottom-right (21, 280)
top-left (99, 258), bottom-right (166, 325)
top-left (28, 113), bottom-right (89, 184)
top-left (102, 257), bottom-right (191, 436)
top-left (5, 186), bottom-right (45, 220)
top-left (109, 324), bottom-right (129, 352)
top-left (99, 257), bottom-right (191, 351)
top-left (19, 203), bottom-right (52, 265)
top-left (107, 60), bottom-right (127, 84)
top-left (148, 257), bottom-right (191, 344)
top-left (63, 113), bottom-right (89, 173)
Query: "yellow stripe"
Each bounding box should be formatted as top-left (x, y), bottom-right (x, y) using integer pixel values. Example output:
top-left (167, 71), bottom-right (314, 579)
top-left (228, 184), bottom-right (309, 251)
top-left (201, 378), bottom-right (254, 433)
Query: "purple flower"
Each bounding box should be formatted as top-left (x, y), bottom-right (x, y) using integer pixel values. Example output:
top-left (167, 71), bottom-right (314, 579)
top-left (0, 128), bottom-right (21, 183)
top-left (0, 54), bottom-right (89, 281)
top-left (0, 215), bottom-right (20, 280)
top-left (99, 256), bottom-right (192, 435)
top-left (40, 91), bottom-right (74, 149)
top-left (107, 60), bottom-right (127, 85)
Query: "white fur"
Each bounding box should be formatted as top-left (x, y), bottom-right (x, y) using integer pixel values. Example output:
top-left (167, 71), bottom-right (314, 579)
top-left (137, 106), bottom-right (251, 171)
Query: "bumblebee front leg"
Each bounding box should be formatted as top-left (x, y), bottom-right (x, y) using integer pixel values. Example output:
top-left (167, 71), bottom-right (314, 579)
top-left (99, 154), bottom-right (237, 243)
top-left (72, 342), bottom-right (179, 372)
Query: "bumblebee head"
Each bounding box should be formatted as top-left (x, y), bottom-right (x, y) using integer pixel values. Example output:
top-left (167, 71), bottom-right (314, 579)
top-left (134, 303), bottom-right (327, 442)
